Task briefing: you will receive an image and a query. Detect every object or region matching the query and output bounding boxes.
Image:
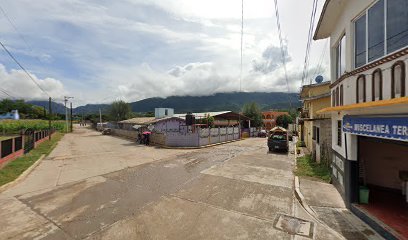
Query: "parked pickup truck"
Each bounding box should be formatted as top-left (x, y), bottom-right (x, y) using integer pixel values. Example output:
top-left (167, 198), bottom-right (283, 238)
top-left (268, 127), bottom-right (289, 152)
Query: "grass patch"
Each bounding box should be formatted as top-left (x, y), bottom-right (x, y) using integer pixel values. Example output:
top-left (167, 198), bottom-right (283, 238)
top-left (0, 132), bottom-right (64, 186)
top-left (295, 154), bottom-right (331, 183)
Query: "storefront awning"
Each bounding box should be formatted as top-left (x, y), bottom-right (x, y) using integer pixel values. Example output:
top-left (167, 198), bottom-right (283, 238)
top-left (317, 96), bottom-right (408, 114)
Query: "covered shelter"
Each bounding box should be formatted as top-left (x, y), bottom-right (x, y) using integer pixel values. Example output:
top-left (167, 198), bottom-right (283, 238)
top-left (118, 117), bottom-right (156, 130)
top-left (174, 111), bottom-right (251, 127)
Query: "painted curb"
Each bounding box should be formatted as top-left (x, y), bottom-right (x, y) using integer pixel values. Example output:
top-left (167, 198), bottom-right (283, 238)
top-left (0, 154), bottom-right (46, 193)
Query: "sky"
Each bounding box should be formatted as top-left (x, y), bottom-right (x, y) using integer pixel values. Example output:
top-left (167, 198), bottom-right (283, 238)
top-left (0, 0), bottom-right (329, 106)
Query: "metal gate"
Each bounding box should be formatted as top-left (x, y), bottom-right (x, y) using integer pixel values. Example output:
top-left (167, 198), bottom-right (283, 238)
top-left (23, 128), bottom-right (35, 154)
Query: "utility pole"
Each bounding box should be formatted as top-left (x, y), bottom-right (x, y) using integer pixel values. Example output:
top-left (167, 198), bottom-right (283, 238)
top-left (70, 102), bottom-right (73, 132)
top-left (99, 108), bottom-right (102, 131)
top-left (49, 97), bottom-right (52, 140)
top-left (64, 96), bottom-right (74, 133)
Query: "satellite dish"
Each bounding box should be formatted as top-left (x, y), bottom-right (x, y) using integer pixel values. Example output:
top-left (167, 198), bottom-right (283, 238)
top-left (315, 75), bottom-right (324, 83)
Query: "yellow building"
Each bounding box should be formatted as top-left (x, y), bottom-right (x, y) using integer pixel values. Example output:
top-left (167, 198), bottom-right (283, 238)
top-left (299, 81), bottom-right (331, 163)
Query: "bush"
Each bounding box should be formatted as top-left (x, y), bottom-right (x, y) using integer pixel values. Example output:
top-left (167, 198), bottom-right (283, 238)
top-left (296, 140), bottom-right (306, 147)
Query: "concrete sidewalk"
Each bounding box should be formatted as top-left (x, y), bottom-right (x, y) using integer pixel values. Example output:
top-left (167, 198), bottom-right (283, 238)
top-left (297, 177), bottom-right (384, 240)
top-left (1, 126), bottom-right (196, 198)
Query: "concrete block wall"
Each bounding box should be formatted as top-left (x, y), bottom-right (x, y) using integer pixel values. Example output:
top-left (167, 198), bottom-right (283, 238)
top-left (111, 129), bottom-right (138, 140)
top-left (166, 133), bottom-right (199, 147)
top-left (150, 133), bottom-right (166, 145)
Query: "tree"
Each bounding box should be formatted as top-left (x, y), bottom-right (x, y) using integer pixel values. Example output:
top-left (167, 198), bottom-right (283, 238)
top-left (195, 113), bottom-right (214, 127)
top-left (109, 100), bottom-right (131, 121)
top-left (276, 114), bottom-right (293, 129)
top-left (0, 99), bottom-right (48, 119)
top-left (242, 102), bottom-right (263, 128)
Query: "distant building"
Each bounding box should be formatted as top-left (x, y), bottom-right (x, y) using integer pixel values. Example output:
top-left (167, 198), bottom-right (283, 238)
top-left (298, 81), bottom-right (332, 163)
top-left (261, 111), bottom-right (289, 130)
top-left (0, 110), bottom-right (19, 120)
top-left (155, 108), bottom-right (174, 119)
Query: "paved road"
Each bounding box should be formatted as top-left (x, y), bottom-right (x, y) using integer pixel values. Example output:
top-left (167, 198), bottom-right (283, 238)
top-left (0, 126), bottom-right (357, 239)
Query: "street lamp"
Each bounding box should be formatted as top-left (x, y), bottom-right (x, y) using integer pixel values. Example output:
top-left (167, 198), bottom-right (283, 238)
top-left (64, 96), bottom-right (74, 132)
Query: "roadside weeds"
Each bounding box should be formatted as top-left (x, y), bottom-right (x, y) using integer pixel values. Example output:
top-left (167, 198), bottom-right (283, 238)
top-left (294, 154), bottom-right (331, 183)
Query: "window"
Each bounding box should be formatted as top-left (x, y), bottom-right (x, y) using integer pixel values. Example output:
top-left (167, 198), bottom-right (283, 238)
top-left (356, 75), bottom-right (366, 103)
top-left (355, 14), bottom-right (366, 68)
top-left (354, 0), bottom-right (408, 68)
top-left (336, 35), bottom-right (346, 78)
top-left (391, 61), bottom-right (406, 98)
top-left (312, 126), bottom-right (316, 140)
top-left (368, 0), bottom-right (385, 62)
top-left (165, 109), bottom-right (168, 115)
top-left (337, 120), bottom-right (342, 147)
top-left (316, 127), bottom-right (320, 144)
top-left (387, 0), bottom-right (408, 53)
top-left (336, 87), bottom-right (340, 106)
top-left (340, 85), bottom-right (344, 105)
top-left (372, 69), bottom-right (383, 101)
top-left (332, 90), bottom-right (336, 106)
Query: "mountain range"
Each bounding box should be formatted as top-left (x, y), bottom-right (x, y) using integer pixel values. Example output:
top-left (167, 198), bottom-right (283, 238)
top-left (29, 92), bottom-right (300, 114)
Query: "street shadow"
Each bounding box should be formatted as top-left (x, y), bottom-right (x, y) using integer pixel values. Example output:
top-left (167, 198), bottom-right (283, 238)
top-left (121, 142), bottom-right (139, 147)
top-left (267, 151), bottom-right (288, 156)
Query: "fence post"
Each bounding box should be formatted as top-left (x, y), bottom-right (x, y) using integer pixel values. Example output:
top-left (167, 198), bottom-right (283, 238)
top-left (12, 137), bottom-right (15, 154)
top-left (198, 126), bottom-right (200, 147)
top-left (208, 126), bottom-right (211, 145)
top-left (219, 127), bottom-right (221, 143)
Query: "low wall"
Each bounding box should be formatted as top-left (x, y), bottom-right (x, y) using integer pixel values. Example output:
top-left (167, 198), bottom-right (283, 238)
top-left (111, 129), bottom-right (138, 140)
top-left (242, 128), bottom-right (259, 138)
top-left (150, 133), bottom-right (166, 145)
top-left (158, 127), bottom-right (240, 148)
top-left (166, 132), bottom-right (200, 147)
top-left (0, 130), bottom-right (55, 169)
top-left (0, 136), bottom-right (23, 168)
top-left (109, 127), bottom-right (241, 148)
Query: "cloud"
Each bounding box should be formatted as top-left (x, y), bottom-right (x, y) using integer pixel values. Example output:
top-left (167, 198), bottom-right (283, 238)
top-left (252, 45), bottom-right (292, 74)
top-left (0, 64), bottom-right (68, 101)
top-left (0, 0), bottom-right (330, 106)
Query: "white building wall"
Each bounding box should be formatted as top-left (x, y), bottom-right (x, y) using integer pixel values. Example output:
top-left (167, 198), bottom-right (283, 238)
top-left (336, 58), bottom-right (408, 107)
top-left (329, 0), bottom-right (377, 81)
top-left (155, 108), bottom-right (174, 119)
top-left (329, 0), bottom-right (408, 108)
top-left (331, 112), bottom-right (346, 158)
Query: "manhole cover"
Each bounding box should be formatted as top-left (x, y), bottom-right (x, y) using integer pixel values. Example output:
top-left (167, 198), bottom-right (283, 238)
top-left (274, 214), bottom-right (314, 238)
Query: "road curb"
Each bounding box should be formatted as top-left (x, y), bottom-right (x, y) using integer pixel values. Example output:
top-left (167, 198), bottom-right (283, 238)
top-left (294, 176), bottom-right (348, 240)
top-left (294, 176), bottom-right (318, 216)
top-left (0, 154), bottom-right (46, 193)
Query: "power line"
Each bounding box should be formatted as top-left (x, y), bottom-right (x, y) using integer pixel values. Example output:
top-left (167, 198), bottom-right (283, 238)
top-left (0, 4), bottom-right (52, 68)
top-left (273, 0), bottom-right (292, 109)
top-left (301, 0), bottom-right (319, 86)
top-left (0, 87), bottom-right (17, 99)
top-left (0, 6), bottom-right (31, 53)
top-left (0, 41), bottom-right (51, 98)
top-left (0, 89), bottom-right (14, 99)
top-left (312, 38), bottom-right (328, 80)
top-left (240, 0), bottom-right (243, 92)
